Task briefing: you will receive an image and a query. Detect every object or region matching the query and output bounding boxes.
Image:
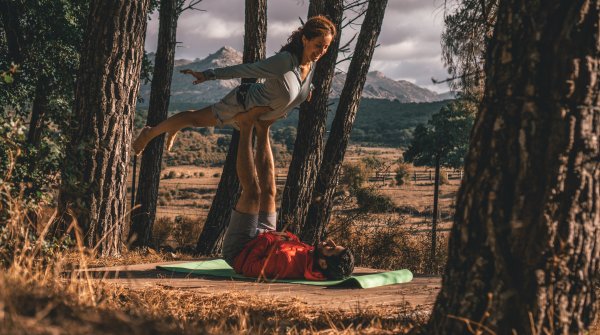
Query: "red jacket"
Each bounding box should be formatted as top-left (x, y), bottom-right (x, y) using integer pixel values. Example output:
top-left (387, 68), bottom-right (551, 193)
top-left (233, 231), bottom-right (326, 280)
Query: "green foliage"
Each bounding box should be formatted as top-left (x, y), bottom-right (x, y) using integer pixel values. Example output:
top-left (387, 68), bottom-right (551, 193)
top-left (0, 115), bottom-right (62, 207)
top-left (441, 0), bottom-right (498, 100)
top-left (404, 100), bottom-right (475, 169)
top-left (0, 0), bottom-right (88, 127)
top-left (0, 225), bottom-right (74, 267)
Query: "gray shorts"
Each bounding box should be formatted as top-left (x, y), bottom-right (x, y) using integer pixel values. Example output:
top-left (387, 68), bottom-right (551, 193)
top-left (222, 209), bottom-right (277, 266)
top-left (211, 83), bottom-right (253, 128)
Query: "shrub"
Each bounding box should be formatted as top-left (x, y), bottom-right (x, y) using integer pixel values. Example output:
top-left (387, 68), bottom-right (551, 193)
top-left (354, 187), bottom-right (395, 213)
top-left (212, 173), bottom-right (220, 178)
top-left (395, 163), bottom-right (411, 186)
top-left (361, 156), bottom-right (383, 171)
top-left (327, 214), bottom-right (448, 275)
top-left (164, 171), bottom-right (177, 179)
top-left (152, 217), bottom-right (172, 247)
top-left (340, 162), bottom-right (371, 191)
top-left (439, 171), bottom-right (449, 185)
top-left (171, 216), bottom-right (204, 248)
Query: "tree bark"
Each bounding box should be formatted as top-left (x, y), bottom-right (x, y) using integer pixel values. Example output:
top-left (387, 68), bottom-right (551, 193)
top-left (430, 154), bottom-right (440, 272)
top-left (421, 1), bottom-right (600, 334)
top-left (26, 79), bottom-right (49, 147)
top-left (278, 0), bottom-right (344, 235)
top-left (196, 0), bottom-right (267, 255)
top-left (58, 0), bottom-right (149, 256)
top-left (0, 0), bottom-right (25, 64)
top-left (302, 0), bottom-right (388, 245)
top-left (129, 0), bottom-right (179, 249)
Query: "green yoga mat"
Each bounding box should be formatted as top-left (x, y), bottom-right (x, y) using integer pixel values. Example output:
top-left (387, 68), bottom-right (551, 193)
top-left (157, 259), bottom-right (413, 289)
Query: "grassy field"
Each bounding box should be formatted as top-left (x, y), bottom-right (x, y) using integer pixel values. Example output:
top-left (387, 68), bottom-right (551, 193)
top-left (126, 144), bottom-right (460, 274)
top-left (138, 145), bottom-right (459, 223)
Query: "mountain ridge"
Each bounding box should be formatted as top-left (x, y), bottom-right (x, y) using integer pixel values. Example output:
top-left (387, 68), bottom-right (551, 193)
top-left (141, 47), bottom-right (454, 105)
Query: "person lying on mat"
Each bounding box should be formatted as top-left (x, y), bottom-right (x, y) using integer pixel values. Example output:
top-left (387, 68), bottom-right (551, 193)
top-left (221, 113), bottom-right (354, 280)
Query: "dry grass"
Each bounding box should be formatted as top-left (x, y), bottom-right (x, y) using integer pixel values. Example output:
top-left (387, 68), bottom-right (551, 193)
top-left (0, 152), bottom-right (424, 334)
top-left (1, 267), bottom-right (426, 334)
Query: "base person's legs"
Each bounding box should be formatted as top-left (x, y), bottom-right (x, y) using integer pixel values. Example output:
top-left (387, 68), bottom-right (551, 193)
top-left (254, 119), bottom-right (277, 231)
top-left (221, 110), bottom-right (262, 265)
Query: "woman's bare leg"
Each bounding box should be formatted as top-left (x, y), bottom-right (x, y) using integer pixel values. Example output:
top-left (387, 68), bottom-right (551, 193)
top-left (132, 106), bottom-right (219, 155)
top-left (254, 119), bottom-right (277, 213)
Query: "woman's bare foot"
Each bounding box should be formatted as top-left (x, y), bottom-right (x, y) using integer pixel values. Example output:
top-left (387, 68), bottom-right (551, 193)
top-left (132, 126), bottom-right (153, 155)
top-left (166, 131), bottom-right (178, 152)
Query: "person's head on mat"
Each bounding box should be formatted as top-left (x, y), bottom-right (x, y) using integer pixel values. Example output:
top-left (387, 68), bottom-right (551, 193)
top-left (314, 239), bottom-right (354, 280)
top-left (281, 15), bottom-right (336, 64)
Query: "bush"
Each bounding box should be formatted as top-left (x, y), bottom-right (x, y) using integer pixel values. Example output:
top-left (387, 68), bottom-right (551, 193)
top-left (171, 216), bottom-right (204, 248)
top-left (395, 163), bottom-right (411, 186)
top-left (152, 217), bottom-right (172, 247)
top-left (439, 171), bottom-right (449, 185)
top-left (164, 171), bottom-right (177, 179)
top-left (354, 187), bottom-right (395, 213)
top-left (212, 173), bottom-right (220, 178)
top-left (340, 162), bottom-right (371, 191)
top-left (327, 214), bottom-right (448, 275)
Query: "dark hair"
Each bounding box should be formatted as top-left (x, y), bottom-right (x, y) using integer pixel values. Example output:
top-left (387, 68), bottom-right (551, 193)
top-left (322, 249), bottom-right (354, 280)
top-left (280, 15), bottom-right (337, 60)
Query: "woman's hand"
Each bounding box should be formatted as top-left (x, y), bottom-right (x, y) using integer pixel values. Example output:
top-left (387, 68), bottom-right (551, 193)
top-left (180, 69), bottom-right (206, 85)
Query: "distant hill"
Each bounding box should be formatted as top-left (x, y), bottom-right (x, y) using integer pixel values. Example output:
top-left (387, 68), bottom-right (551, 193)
top-left (140, 46), bottom-right (453, 105)
top-left (160, 99), bottom-right (452, 148)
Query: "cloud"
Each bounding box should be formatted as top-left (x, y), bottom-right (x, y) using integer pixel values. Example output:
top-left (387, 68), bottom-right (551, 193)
top-left (145, 0), bottom-right (450, 92)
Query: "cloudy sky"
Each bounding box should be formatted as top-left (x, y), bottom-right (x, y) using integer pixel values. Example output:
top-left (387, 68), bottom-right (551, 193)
top-left (145, 0), bottom-right (450, 93)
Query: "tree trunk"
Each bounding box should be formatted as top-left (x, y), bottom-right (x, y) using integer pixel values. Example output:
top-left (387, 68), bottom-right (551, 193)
top-left (26, 79), bottom-right (49, 147)
top-left (302, 0), bottom-right (388, 245)
top-left (58, 0), bottom-right (149, 256)
top-left (196, 0), bottom-right (267, 255)
top-left (278, 0), bottom-right (344, 234)
top-left (430, 154), bottom-right (440, 273)
top-left (129, 0), bottom-right (179, 249)
top-left (421, 1), bottom-right (599, 334)
top-left (0, 0), bottom-right (25, 64)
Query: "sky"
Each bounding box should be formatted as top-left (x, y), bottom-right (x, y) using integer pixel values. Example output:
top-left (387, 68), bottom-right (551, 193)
top-left (145, 0), bottom-right (451, 93)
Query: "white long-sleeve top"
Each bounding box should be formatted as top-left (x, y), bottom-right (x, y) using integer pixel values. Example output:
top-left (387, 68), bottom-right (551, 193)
top-left (202, 51), bottom-right (315, 121)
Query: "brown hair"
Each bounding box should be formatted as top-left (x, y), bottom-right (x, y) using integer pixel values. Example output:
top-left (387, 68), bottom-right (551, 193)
top-left (280, 15), bottom-right (337, 61)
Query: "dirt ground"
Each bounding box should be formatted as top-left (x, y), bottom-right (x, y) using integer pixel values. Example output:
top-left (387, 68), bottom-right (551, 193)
top-left (89, 259), bottom-right (442, 313)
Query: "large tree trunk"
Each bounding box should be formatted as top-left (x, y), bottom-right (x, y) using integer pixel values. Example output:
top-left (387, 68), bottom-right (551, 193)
top-left (421, 1), bottom-right (599, 334)
top-left (301, 0), bottom-right (388, 245)
top-left (129, 0), bottom-right (179, 248)
top-left (58, 0), bottom-right (149, 256)
top-left (196, 0), bottom-right (267, 255)
top-left (278, 0), bottom-right (344, 234)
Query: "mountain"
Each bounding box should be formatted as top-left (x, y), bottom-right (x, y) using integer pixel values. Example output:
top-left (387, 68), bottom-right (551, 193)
top-left (437, 90), bottom-right (458, 100)
top-left (140, 46), bottom-right (244, 104)
top-left (139, 46), bottom-right (452, 105)
top-left (329, 71), bottom-right (443, 103)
